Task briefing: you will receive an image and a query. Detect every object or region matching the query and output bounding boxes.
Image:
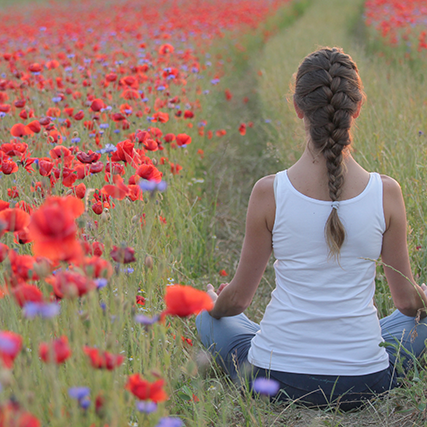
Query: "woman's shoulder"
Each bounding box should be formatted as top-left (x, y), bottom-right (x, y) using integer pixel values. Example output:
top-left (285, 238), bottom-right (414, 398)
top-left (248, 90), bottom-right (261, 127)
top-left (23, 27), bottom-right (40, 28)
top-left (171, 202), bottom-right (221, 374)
top-left (379, 174), bottom-right (402, 196)
top-left (379, 174), bottom-right (404, 231)
top-left (251, 175), bottom-right (276, 232)
top-left (254, 174), bottom-right (276, 190)
top-left (252, 174), bottom-right (277, 200)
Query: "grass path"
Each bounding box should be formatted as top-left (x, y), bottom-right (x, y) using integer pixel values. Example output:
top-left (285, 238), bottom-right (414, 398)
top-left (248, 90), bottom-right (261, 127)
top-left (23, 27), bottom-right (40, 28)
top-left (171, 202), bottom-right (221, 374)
top-left (202, 0), bottom-right (427, 425)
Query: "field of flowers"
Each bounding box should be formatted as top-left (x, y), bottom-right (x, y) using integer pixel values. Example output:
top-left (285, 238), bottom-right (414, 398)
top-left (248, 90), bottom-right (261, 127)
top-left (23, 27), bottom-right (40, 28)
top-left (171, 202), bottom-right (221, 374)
top-left (1, 0), bottom-right (427, 425)
top-left (364, 0), bottom-right (427, 64)
top-left (0, 0), bottom-right (296, 425)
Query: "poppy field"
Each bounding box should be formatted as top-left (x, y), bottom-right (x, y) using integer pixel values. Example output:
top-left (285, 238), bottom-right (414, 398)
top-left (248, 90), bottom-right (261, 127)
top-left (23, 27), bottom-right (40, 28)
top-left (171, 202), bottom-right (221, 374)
top-left (364, 0), bottom-right (427, 67)
top-left (1, 0), bottom-right (427, 425)
top-left (0, 0), bottom-right (297, 425)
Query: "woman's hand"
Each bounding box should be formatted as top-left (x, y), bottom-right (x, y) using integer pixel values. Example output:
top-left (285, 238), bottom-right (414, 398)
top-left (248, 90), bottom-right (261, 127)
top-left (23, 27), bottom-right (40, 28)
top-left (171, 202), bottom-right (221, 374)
top-left (206, 284), bottom-right (218, 303)
top-left (206, 283), bottom-right (229, 303)
top-left (217, 282), bottom-right (229, 295)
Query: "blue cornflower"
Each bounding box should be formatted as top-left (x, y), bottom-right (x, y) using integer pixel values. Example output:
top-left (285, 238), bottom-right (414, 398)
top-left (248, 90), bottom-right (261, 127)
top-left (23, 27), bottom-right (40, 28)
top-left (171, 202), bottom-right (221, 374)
top-left (252, 378), bottom-right (280, 396)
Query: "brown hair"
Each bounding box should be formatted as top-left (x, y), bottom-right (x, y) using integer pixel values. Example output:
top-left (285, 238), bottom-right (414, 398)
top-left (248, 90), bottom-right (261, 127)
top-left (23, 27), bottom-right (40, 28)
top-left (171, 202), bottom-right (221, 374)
top-left (293, 47), bottom-right (364, 258)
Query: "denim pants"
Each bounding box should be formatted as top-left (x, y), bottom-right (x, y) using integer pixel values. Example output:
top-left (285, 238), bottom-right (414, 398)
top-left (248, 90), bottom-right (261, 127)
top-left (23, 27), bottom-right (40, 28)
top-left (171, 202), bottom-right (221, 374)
top-left (196, 309), bottom-right (427, 410)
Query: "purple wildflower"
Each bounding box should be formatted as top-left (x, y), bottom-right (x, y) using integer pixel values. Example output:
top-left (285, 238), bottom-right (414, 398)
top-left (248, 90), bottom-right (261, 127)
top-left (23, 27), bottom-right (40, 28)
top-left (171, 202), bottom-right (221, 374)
top-left (156, 417), bottom-right (184, 427)
top-left (0, 333), bottom-right (18, 355)
top-left (136, 401), bottom-right (157, 413)
top-left (97, 143), bottom-right (117, 154)
top-left (139, 180), bottom-right (167, 193)
top-left (252, 378), bottom-right (280, 396)
top-left (23, 302), bottom-right (60, 319)
top-left (79, 397), bottom-right (91, 410)
top-left (68, 387), bottom-right (90, 401)
top-left (134, 314), bottom-right (159, 326)
top-left (95, 278), bottom-right (108, 290)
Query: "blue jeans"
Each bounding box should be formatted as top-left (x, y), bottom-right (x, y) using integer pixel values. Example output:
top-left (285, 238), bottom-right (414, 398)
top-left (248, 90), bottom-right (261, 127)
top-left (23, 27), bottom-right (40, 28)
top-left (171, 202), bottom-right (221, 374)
top-left (196, 309), bottom-right (427, 409)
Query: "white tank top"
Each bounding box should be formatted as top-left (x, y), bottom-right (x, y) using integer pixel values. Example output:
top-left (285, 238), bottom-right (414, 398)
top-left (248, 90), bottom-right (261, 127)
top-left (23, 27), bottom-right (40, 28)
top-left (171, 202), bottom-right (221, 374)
top-left (247, 170), bottom-right (390, 375)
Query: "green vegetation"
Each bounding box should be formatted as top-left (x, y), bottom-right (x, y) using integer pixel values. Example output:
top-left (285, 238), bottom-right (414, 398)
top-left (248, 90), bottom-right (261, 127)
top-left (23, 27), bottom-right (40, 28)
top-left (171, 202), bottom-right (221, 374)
top-left (1, 0), bottom-right (427, 425)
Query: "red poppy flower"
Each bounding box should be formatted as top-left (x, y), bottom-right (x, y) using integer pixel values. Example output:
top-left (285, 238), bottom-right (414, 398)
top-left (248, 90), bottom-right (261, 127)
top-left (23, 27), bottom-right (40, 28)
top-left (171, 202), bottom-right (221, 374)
top-left (28, 196), bottom-right (84, 263)
top-left (239, 123), bottom-right (246, 136)
top-left (73, 110), bottom-right (84, 120)
top-left (49, 145), bottom-right (71, 160)
top-left (92, 242), bottom-right (104, 257)
top-left (92, 201), bottom-right (103, 215)
top-left (0, 104), bottom-right (11, 113)
top-left (83, 256), bottom-right (113, 279)
top-left (152, 112), bottom-right (169, 123)
top-left (39, 336), bottom-right (71, 364)
top-left (176, 133), bottom-right (191, 146)
top-left (6, 251), bottom-right (38, 287)
top-left (7, 187), bottom-right (19, 199)
top-left (76, 150), bottom-right (101, 164)
top-left (1, 159), bottom-right (19, 174)
top-left (74, 183), bottom-right (86, 199)
top-left (181, 336), bottom-right (193, 346)
top-left (125, 374), bottom-right (168, 402)
top-left (90, 98), bottom-right (105, 112)
top-left (158, 44), bottom-right (174, 55)
top-left (26, 120), bottom-right (41, 133)
top-left (62, 168), bottom-right (78, 187)
top-left (28, 63), bottom-right (42, 73)
top-left (102, 175), bottom-right (129, 200)
top-left (106, 73), bottom-right (117, 82)
top-left (38, 159), bottom-right (54, 177)
top-left (83, 347), bottom-right (124, 370)
top-left (163, 133), bottom-right (176, 143)
top-left (111, 112), bottom-right (126, 122)
top-left (0, 330), bottom-right (22, 368)
top-left (47, 270), bottom-right (96, 299)
top-left (111, 139), bottom-right (140, 166)
top-left (219, 269), bottom-right (228, 277)
top-left (110, 246), bottom-right (136, 264)
top-left (11, 284), bottom-right (44, 307)
top-left (136, 295), bottom-right (145, 305)
top-left (0, 208), bottom-right (30, 234)
top-left (127, 185), bottom-right (143, 201)
top-left (143, 138), bottom-right (159, 151)
top-left (163, 285), bottom-right (213, 317)
top-left (14, 228), bottom-right (33, 245)
top-left (90, 161), bottom-right (104, 174)
top-left (136, 164), bottom-right (162, 182)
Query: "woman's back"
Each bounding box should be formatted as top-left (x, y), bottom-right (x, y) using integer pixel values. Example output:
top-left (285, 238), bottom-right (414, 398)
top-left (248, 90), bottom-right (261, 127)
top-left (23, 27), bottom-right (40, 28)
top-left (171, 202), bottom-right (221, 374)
top-left (247, 170), bottom-right (389, 375)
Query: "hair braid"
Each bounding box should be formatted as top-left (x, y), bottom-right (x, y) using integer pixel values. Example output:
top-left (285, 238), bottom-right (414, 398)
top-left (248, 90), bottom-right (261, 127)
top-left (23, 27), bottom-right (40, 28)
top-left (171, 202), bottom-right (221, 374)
top-left (294, 47), bottom-right (364, 258)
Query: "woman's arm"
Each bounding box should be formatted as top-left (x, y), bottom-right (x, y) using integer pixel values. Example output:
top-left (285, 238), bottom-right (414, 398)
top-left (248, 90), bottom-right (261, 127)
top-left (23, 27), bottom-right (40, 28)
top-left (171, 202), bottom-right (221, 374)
top-left (208, 175), bottom-right (275, 319)
top-left (381, 175), bottom-right (427, 317)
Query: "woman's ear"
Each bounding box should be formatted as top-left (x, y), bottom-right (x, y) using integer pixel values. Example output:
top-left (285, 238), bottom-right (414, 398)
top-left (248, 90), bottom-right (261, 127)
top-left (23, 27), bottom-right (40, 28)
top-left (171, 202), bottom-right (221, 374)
top-left (293, 97), bottom-right (304, 119)
top-left (353, 101), bottom-right (362, 119)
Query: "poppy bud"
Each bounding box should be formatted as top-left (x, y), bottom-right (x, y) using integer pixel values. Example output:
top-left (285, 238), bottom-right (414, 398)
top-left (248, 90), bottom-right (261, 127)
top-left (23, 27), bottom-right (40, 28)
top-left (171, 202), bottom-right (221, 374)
top-left (144, 255), bottom-right (153, 269)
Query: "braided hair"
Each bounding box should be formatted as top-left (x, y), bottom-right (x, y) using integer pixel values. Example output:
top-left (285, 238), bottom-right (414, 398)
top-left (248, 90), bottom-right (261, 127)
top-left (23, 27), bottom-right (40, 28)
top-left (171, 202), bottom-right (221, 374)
top-left (293, 47), bottom-right (364, 259)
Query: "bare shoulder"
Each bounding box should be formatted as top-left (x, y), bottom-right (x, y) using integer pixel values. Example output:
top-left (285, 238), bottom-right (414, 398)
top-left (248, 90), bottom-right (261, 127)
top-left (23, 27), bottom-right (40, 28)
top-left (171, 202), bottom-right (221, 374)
top-left (380, 174), bottom-right (402, 195)
top-left (252, 174), bottom-right (275, 195)
top-left (249, 174), bottom-right (276, 231)
top-left (380, 174), bottom-right (405, 231)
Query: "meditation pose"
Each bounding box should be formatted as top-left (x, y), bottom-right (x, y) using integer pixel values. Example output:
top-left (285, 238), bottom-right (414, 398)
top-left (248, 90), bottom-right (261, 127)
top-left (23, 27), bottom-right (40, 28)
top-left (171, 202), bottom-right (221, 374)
top-left (196, 47), bottom-right (427, 409)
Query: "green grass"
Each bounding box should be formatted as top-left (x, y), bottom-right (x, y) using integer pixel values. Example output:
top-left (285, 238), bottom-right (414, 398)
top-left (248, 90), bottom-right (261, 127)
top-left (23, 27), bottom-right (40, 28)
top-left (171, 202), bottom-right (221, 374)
top-left (1, 0), bottom-right (427, 425)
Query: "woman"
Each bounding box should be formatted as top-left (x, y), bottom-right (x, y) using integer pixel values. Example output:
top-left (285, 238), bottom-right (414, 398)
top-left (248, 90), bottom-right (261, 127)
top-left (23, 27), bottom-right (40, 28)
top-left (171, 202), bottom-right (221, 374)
top-left (196, 47), bottom-right (427, 410)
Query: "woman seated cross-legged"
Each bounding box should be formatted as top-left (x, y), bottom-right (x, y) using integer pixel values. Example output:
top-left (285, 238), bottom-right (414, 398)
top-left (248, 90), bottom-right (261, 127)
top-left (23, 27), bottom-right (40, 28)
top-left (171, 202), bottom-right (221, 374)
top-left (196, 47), bottom-right (427, 411)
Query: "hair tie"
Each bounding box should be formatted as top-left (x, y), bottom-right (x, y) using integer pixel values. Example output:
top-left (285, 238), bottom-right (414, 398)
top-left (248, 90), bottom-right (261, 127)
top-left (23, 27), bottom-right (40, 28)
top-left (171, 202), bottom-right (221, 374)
top-left (331, 201), bottom-right (339, 210)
